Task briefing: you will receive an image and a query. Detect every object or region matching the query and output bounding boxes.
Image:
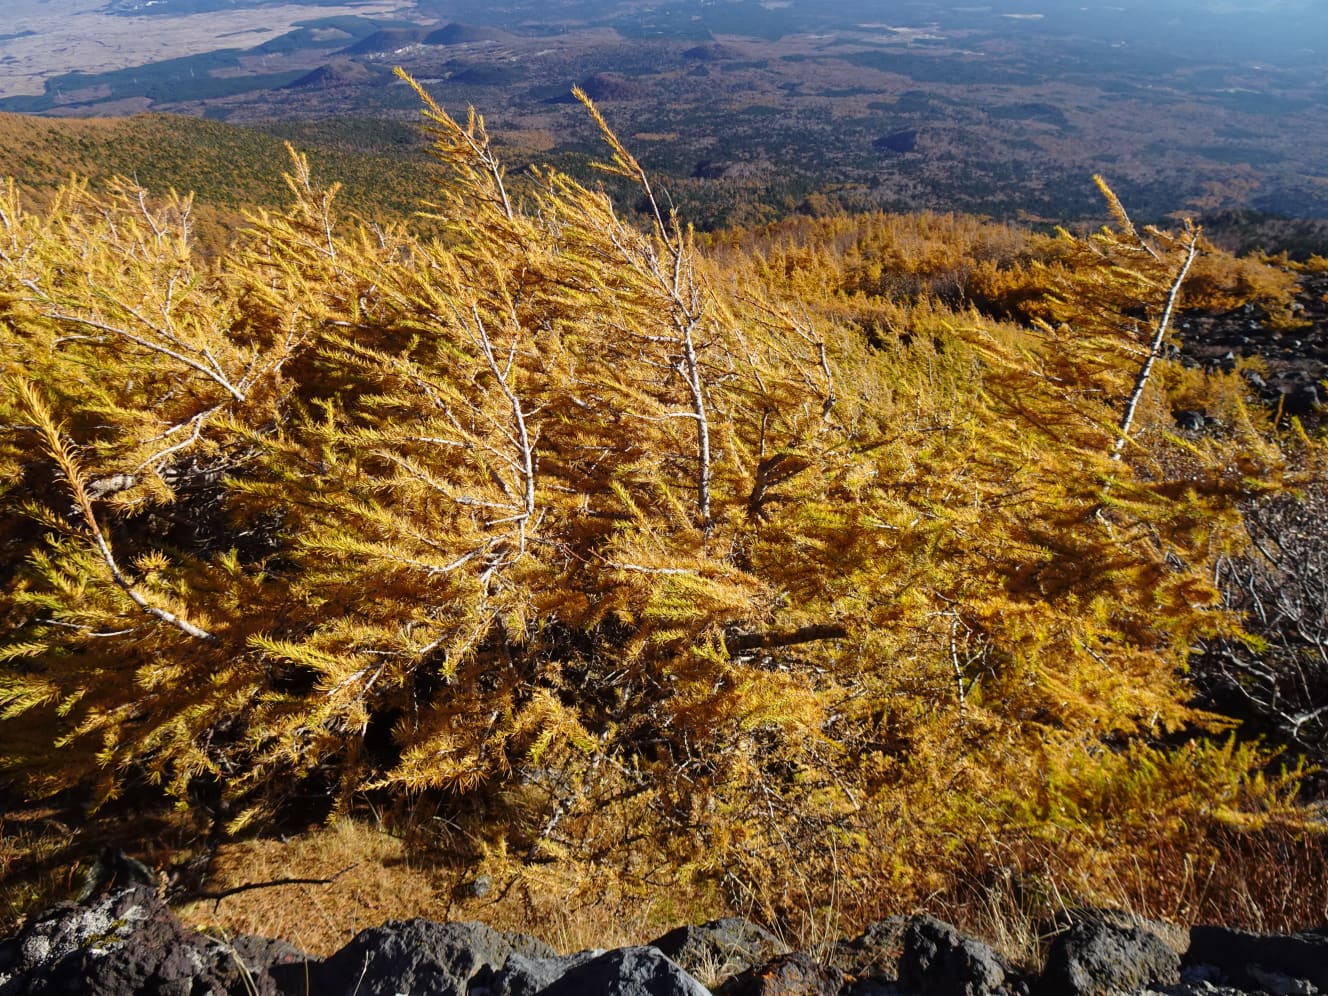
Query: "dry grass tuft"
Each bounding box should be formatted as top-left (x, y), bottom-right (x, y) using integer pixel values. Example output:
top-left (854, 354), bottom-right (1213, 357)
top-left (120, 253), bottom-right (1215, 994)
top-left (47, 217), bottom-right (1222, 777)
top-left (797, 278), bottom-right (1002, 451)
top-left (1, 809), bottom-right (81, 930)
top-left (178, 820), bottom-right (445, 956)
top-left (175, 817), bottom-right (725, 957)
top-left (926, 818), bottom-right (1328, 974)
top-left (5, 800), bottom-right (1325, 973)
top-left (1187, 822), bottom-right (1328, 932)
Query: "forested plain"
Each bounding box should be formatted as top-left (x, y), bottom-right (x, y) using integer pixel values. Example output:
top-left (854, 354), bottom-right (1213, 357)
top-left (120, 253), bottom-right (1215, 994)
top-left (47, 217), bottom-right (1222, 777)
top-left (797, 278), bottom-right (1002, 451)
top-left (2, 78), bottom-right (1327, 955)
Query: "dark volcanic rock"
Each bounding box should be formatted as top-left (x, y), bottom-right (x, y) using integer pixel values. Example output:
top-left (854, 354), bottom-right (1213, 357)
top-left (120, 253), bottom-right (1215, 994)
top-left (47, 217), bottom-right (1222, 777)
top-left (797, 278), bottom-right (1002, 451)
top-left (304, 918), bottom-right (554, 995)
top-left (899, 915), bottom-right (1011, 996)
top-left (716, 951), bottom-right (844, 996)
top-left (227, 933), bottom-right (307, 987)
top-left (539, 946), bottom-right (710, 996)
top-left (0, 885), bottom-right (304, 996)
top-left (650, 917), bottom-right (790, 982)
top-left (1186, 924), bottom-right (1328, 993)
top-left (1176, 270), bottom-right (1328, 427)
top-left (1281, 382), bottom-right (1321, 417)
top-left (18, 879), bottom-right (1328, 996)
top-left (827, 916), bottom-right (909, 982)
top-left (1172, 408), bottom-right (1208, 431)
top-left (480, 948), bottom-right (604, 996)
top-left (1038, 919), bottom-right (1179, 996)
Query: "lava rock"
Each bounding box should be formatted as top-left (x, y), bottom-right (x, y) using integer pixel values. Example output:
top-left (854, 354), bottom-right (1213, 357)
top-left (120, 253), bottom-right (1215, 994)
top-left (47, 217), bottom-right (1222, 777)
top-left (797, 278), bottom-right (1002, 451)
top-left (1186, 924), bottom-right (1328, 993)
top-left (1281, 383), bottom-right (1321, 417)
top-left (1038, 919), bottom-right (1179, 996)
top-left (304, 918), bottom-right (554, 996)
top-left (478, 948), bottom-right (604, 996)
top-left (0, 884), bottom-right (301, 996)
top-left (1173, 408), bottom-right (1208, 431)
top-left (650, 917), bottom-right (790, 983)
top-left (538, 945), bottom-right (711, 996)
top-left (827, 916), bottom-right (909, 982)
top-left (898, 915), bottom-right (1011, 996)
top-left (716, 951), bottom-right (844, 996)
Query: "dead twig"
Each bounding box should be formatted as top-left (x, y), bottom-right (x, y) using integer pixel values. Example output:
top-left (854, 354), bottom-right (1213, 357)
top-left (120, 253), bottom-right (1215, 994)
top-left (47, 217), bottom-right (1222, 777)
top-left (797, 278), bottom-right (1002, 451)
top-left (198, 863), bottom-right (359, 911)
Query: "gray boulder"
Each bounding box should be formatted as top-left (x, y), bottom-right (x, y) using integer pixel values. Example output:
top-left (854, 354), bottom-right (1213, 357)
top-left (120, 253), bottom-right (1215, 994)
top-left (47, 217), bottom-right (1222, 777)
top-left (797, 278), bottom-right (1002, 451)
top-left (1282, 384), bottom-right (1322, 417)
top-left (1173, 409), bottom-right (1208, 432)
top-left (474, 948), bottom-right (603, 996)
top-left (1186, 924), bottom-right (1328, 993)
top-left (0, 884), bottom-right (303, 996)
top-left (898, 916), bottom-right (1010, 996)
top-left (828, 916), bottom-right (910, 982)
top-left (537, 946), bottom-right (711, 996)
top-left (716, 950), bottom-right (845, 996)
top-left (1037, 919), bottom-right (1179, 996)
top-left (650, 917), bottom-right (790, 983)
top-left (304, 919), bottom-right (555, 996)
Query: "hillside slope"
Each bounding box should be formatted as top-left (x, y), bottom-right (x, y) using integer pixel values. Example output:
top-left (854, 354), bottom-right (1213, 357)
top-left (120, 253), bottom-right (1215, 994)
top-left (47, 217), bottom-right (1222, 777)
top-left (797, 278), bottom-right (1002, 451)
top-left (0, 111), bottom-right (440, 239)
top-left (1, 89), bottom-right (1325, 949)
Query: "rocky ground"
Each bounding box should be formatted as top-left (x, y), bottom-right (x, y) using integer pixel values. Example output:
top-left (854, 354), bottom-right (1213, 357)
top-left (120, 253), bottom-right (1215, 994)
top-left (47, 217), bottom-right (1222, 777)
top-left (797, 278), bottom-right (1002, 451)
top-left (2, 865), bottom-right (1327, 996)
top-left (1176, 271), bottom-right (1328, 425)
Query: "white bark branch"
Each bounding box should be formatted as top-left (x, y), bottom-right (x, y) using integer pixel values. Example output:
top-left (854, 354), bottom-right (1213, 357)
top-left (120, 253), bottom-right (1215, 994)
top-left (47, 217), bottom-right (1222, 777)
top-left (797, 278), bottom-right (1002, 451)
top-left (19, 379), bottom-right (218, 642)
top-left (1112, 229), bottom-right (1199, 460)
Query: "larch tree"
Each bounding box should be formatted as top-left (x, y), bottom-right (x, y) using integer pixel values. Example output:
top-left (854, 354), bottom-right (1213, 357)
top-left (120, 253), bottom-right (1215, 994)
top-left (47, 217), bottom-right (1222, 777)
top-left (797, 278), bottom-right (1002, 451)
top-left (0, 89), bottom-right (1315, 922)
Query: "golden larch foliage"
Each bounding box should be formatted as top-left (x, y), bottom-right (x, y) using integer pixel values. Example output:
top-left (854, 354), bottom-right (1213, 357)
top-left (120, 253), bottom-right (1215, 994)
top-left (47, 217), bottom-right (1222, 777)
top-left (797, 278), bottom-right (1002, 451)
top-left (1, 86), bottom-right (1320, 926)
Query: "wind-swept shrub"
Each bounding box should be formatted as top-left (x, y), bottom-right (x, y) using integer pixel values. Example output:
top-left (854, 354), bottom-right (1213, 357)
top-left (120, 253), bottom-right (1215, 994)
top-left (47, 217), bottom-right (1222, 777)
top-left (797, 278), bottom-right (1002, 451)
top-left (1, 81), bottom-right (1318, 927)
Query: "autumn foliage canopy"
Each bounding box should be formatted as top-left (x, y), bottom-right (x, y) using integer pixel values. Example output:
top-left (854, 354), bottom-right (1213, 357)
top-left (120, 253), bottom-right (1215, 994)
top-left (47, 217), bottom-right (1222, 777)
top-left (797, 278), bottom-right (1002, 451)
top-left (1, 78), bottom-right (1319, 924)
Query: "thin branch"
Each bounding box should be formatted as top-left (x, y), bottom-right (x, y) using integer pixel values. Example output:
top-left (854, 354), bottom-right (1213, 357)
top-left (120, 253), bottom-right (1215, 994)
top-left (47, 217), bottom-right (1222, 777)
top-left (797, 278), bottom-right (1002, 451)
top-left (18, 379), bottom-right (217, 643)
top-left (583, 101), bottom-right (714, 532)
top-left (607, 561), bottom-right (696, 576)
top-left (949, 616), bottom-right (969, 726)
top-left (134, 406), bottom-right (217, 472)
top-left (198, 864), bottom-right (358, 911)
top-left (463, 302), bottom-right (536, 557)
top-left (396, 70), bottom-right (515, 222)
top-left (1112, 225), bottom-right (1199, 460)
top-left (38, 310), bottom-right (246, 402)
top-left (725, 624), bottom-right (848, 655)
